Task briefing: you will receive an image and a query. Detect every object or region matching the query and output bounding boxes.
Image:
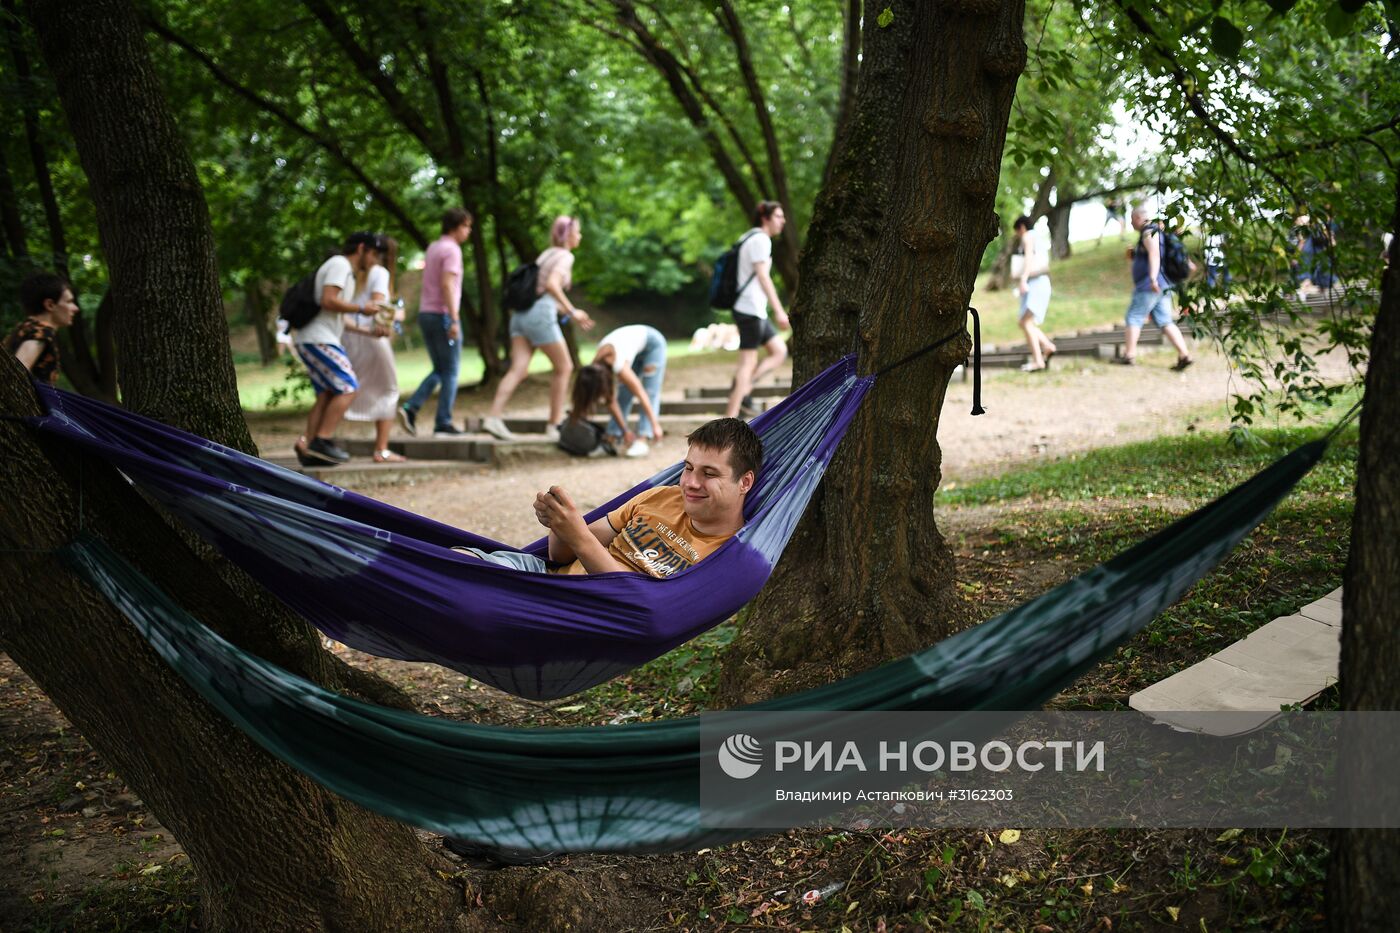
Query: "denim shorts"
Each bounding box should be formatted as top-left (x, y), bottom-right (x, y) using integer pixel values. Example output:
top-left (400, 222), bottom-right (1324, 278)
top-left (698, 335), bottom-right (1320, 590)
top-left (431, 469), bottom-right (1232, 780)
top-left (1125, 289), bottom-right (1175, 328)
top-left (509, 294), bottom-right (566, 347)
top-left (1018, 275), bottom-right (1051, 324)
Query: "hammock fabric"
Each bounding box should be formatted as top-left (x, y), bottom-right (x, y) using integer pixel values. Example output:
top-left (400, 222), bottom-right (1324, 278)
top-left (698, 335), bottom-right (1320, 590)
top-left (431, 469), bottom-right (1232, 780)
top-left (30, 357), bottom-right (871, 700)
top-left (64, 441), bottom-right (1325, 854)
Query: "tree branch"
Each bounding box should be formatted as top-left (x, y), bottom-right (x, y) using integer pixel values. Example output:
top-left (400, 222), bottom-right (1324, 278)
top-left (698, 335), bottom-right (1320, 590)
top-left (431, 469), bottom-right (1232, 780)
top-left (146, 16), bottom-right (429, 249)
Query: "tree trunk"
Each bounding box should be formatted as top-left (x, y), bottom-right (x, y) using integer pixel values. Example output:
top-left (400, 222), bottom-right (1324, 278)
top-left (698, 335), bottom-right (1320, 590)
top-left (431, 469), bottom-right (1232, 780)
top-left (245, 279), bottom-right (279, 365)
top-left (721, 0), bottom-right (1025, 702)
top-left (1327, 169), bottom-right (1400, 930)
top-left (14, 1), bottom-right (468, 927)
top-left (0, 144), bottom-right (28, 261)
top-left (985, 165), bottom-right (1054, 290)
top-left (1047, 187), bottom-right (1073, 260)
top-left (821, 0), bottom-right (863, 189)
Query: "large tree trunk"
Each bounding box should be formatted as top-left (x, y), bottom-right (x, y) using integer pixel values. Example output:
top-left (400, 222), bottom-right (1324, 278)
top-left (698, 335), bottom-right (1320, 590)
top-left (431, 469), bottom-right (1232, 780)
top-left (721, 0), bottom-right (1025, 702)
top-left (10, 0), bottom-right (467, 927)
top-left (1327, 169), bottom-right (1400, 929)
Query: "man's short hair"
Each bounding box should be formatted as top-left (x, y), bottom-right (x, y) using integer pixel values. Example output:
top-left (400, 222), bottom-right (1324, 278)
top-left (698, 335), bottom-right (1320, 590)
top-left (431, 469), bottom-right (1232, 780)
top-left (344, 231), bottom-right (380, 254)
top-left (442, 207), bottom-right (472, 234)
top-left (19, 272), bottom-right (70, 316)
top-left (753, 201), bottom-right (782, 227)
top-left (687, 418), bottom-right (763, 480)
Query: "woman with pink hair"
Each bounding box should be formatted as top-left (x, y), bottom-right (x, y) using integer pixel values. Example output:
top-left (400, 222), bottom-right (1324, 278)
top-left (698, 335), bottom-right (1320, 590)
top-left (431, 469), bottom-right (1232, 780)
top-left (482, 215), bottom-right (594, 440)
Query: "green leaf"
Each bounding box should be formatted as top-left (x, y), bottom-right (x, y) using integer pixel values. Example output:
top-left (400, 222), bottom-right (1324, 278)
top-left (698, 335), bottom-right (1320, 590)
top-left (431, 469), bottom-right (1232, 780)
top-left (877, 7), bottom-right (894, 27)
top-left (1209, 17), bottom-right (1244, 58)
top-left (1323, 4), bottom-right (1357, 36)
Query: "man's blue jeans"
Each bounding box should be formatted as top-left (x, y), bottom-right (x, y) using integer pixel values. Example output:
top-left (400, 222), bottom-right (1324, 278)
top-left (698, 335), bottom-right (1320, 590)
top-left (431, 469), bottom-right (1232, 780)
top-left (404, 312), bottom-right (460, 430)
top-left (608, 326), bottom-right (667, 439)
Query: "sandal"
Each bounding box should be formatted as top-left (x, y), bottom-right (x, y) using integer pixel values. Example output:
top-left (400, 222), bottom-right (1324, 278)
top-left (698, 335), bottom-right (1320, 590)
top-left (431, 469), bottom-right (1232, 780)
top-left (373, 449), bottom-right (408, 463)
top-left (1171, 356), bottom-right (1195, 372)
top-left (1110, 356), bottom-right (1136, 366)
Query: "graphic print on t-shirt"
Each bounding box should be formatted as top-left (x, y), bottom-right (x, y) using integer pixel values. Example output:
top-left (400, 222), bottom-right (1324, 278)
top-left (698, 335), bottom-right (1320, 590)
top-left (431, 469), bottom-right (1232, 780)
top-left (614, 512), bottom-right (702, 577)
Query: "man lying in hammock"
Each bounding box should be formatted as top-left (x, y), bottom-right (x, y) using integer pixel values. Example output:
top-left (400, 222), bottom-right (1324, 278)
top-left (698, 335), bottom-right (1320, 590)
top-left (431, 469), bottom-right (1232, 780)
top-left (459, 417), bottom-right (761, 576)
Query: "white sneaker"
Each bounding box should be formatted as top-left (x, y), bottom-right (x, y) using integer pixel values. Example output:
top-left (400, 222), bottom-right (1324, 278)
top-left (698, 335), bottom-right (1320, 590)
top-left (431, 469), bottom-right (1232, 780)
top-left (542, 424), bottom-right (560, 442)
top-left (481, 416), bottom-right (515, 441)
top-left (625, 439), bottom-right (650, 458)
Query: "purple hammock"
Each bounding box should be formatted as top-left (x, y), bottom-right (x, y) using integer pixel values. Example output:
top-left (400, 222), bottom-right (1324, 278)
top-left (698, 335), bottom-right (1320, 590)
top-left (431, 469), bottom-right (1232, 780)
top-left (30, 357), bottom-right (876, 699)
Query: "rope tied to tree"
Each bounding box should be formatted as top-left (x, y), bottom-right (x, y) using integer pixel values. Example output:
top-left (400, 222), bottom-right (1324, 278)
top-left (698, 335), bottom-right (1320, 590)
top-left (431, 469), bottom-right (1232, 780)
top-left (869, 307), bottom-right (984, 416)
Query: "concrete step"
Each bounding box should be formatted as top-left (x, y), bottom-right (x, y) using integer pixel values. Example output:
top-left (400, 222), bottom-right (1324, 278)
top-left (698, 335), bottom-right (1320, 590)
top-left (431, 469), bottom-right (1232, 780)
top-left (685, 383), bottom-right (791, 400)
top-left (268, 456), bottom-right (488, 484)
top-left (337, 435), bottom-right (494, 462)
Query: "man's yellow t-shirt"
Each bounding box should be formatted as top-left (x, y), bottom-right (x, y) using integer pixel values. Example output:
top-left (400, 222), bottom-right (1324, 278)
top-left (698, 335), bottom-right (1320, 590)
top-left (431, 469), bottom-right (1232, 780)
top-left (556, 486), bottom-right (734, 577)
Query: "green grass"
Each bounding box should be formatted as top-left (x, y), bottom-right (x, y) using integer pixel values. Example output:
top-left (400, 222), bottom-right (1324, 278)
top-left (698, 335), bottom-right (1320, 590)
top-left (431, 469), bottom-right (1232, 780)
top-left (971, 237), bottom-right (1138, 346)
top-left (235, 337), bottom-right (714, 412)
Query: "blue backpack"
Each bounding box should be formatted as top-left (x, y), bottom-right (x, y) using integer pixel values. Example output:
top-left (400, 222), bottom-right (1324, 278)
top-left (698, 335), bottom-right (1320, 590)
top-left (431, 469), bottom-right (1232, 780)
top-left (708, 232), bottom-right (759, 310)
top-left (1152, 226), bottom-right (1192, 286)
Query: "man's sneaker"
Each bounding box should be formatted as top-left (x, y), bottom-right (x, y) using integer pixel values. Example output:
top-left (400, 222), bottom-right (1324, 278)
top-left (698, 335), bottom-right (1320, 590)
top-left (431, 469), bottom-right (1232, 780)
top-left (625, 439), bottom-right (650, 458)
top-left (307, 436), bottom-right (350, 464)
top-left (542, 423), bottom-right (560, 442)
top-left (1171, 356), bottom-right (1195, 372)
top-left (481, 416), bottom-right (515, 441)
top-left (398, 405), bottom-right (417, 436)
top-left (739, 395), bottom-right (760, 417)
top-left (433, 424), bottom-right (465, 437)
top-left (1110, 356), bottom-right (1136, 366)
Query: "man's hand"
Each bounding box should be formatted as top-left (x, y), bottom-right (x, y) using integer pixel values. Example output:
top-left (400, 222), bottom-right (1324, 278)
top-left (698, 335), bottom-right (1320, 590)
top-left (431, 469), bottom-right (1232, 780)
top-left (447, 320), bottom-right (461, 341)
top-left (775, 309), bottom-right (791, 331)
top-left (536, 486), bottom-right (587, 539)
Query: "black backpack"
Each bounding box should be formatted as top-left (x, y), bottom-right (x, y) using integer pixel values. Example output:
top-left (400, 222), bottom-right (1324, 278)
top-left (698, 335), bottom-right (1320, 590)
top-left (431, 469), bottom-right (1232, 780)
top-left (1143, 224), bottom-right (1192, 286)
top-left (503, 262), bottom-right (540, 312)
top-left (708, 231), bottom-right (759, 310)
top-left (557, 417), bottom-right (610, 457)
top-left (279, 273), bottom-right (321, 329)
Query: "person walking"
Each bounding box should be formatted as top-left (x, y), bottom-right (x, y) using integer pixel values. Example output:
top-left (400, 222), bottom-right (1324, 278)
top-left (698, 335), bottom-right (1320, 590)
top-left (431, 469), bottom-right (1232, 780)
top-left (342, 235), bottom-right (406, 462)
top-left (1113, 205), bottom-right (1193, 370)
top-left (400, 208), bottom-right (472, 437)
top-left (724, 202), bottom-right (790, 419)
top-left (7, 271), bottom-right (78, 384)
top-left (482, 215), bottom-right (595, 441)
top-left (293, 231), bottom-right (382, 465)
top-left (1011, 215), bottom-right (1056, 371)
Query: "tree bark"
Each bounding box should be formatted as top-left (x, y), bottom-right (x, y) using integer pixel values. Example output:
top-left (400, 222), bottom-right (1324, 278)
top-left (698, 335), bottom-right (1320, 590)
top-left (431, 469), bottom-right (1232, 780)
top-left (721, 0), bottom-right (1026, 702)
top-left (822, 0), bottom-right (863, 189)
top-left (14, 1), bottom-right (468, 927)
top-left (1327, 168), bottom-right (1400, 930)
top-left (1047, 185), bottom-right (1073, 260)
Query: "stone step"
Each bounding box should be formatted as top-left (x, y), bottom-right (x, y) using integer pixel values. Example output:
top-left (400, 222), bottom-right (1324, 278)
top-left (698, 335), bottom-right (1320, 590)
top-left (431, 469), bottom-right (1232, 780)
top-left (336, 435), bottom-right (495, 462)
top-left (268, 457), bottom-right (488, 484)
top-left (685, 383), bottom-right (791, 400)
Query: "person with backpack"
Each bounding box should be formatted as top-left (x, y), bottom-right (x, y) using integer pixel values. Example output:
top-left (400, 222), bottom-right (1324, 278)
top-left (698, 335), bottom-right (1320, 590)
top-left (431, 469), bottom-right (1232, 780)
top-left (481, 215), bottom-right (595, 441)
top-left (400, 208), bottom-right (473, 437)
top-left (723, 201), bottom-right (791, 419)
top-left (1112, 205), bottom-right (1193, 371)
top-left (292, 231), bottom-right (383, 466)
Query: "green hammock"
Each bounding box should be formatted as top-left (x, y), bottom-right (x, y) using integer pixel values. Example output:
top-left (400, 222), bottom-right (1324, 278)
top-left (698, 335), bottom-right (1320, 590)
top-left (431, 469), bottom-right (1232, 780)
top-left (64, 441), bottom-right (1326, 854)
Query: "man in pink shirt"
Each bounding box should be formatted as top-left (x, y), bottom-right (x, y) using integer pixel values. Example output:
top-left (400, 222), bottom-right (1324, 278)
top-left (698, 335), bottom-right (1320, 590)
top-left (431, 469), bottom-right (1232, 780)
top-left (401, 208), bottom-right (472, 436)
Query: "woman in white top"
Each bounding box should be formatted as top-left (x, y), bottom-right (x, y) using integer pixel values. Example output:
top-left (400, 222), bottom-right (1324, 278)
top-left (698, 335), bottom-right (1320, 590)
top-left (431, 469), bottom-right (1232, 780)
top-left (1012, 215), bottom-right (1056, 371)
top-left (577, 324), bottom-right (666, 456)
top-left (482, 215), bottom-right (595, 441)
top-left (342, 236), bottom-right (406, 461)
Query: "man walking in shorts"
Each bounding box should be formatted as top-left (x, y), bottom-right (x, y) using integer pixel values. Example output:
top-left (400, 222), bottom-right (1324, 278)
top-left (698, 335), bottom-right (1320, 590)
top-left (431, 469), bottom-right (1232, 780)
top-left (1114, 205), bottom-right (1193, 370)
top-left (725, 202), bottom-right (791, 419)
top-left (294, 231), bottom-right (383, 465)
top-left (401, 208), bottom-right (472, 436)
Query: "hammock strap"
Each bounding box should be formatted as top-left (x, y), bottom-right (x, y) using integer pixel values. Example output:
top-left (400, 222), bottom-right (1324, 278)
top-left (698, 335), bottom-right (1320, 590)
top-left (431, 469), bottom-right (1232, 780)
top-left (868, 307), bottom-right (984, 416)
